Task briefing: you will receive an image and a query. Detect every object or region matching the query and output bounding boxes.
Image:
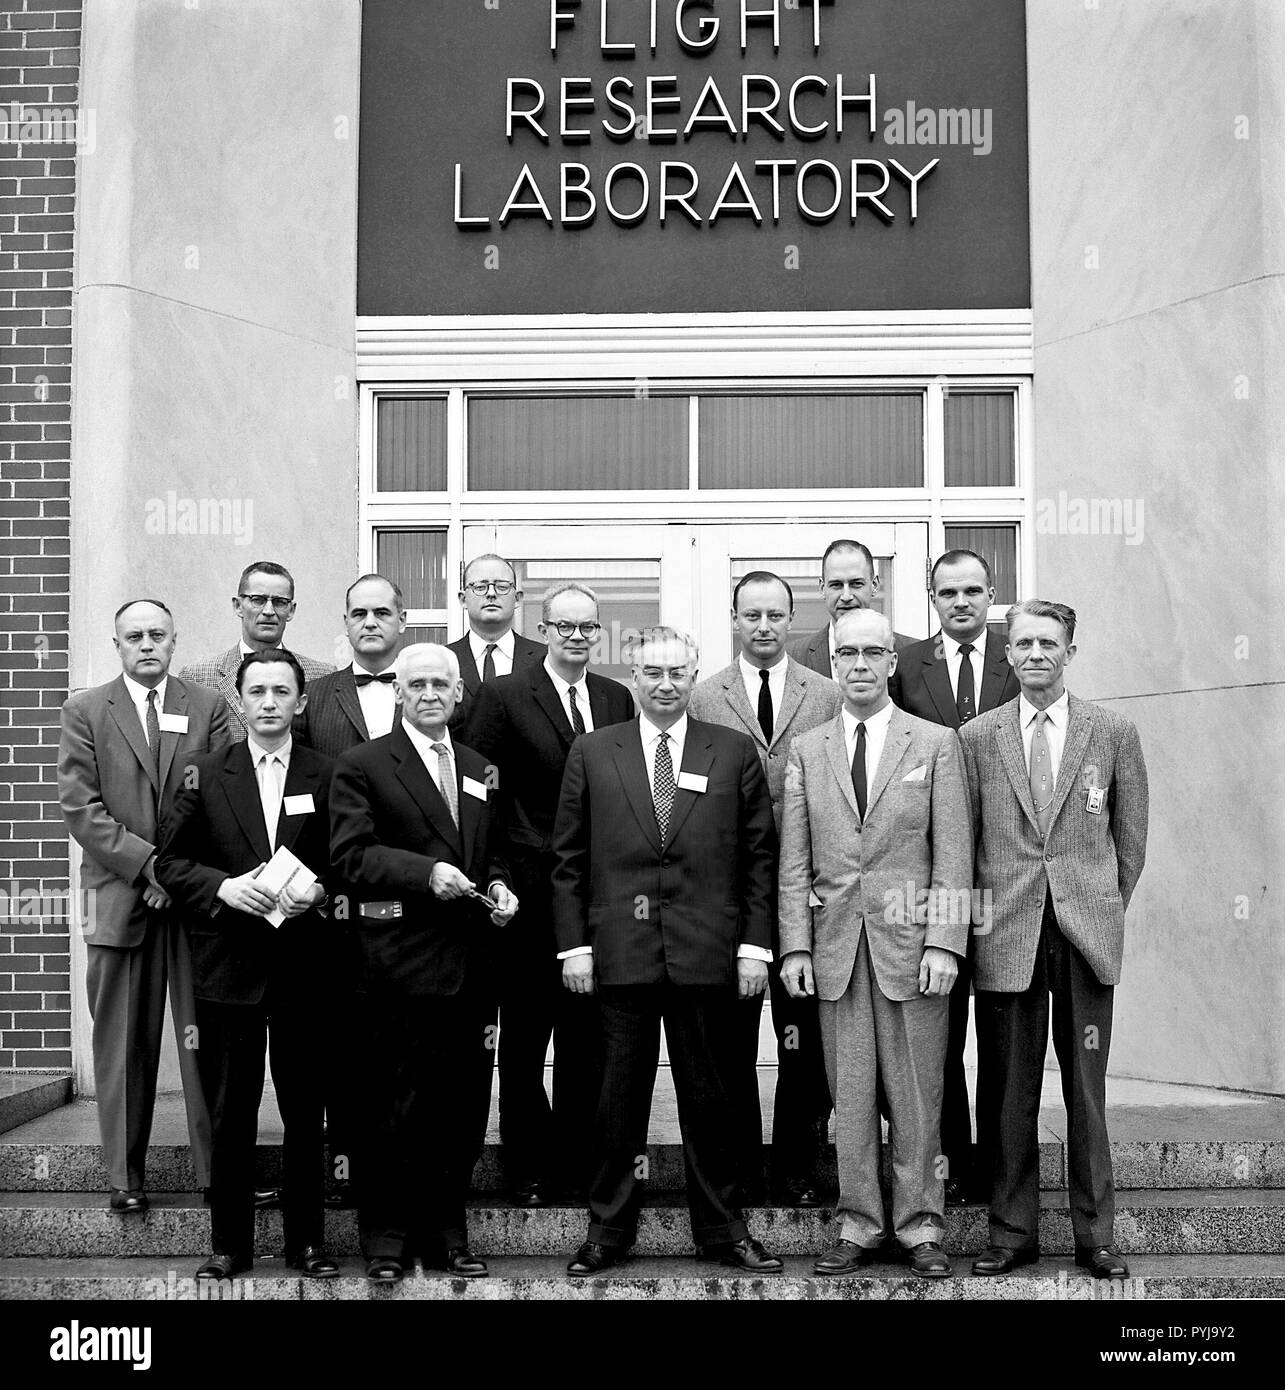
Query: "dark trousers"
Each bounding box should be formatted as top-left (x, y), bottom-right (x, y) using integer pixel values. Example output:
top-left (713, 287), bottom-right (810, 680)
top-left (195, 989), bottom-right (324, 1263)
top-left (941, 951), bottom-right (984, 1190)
top-left (975, 898), bottom-right (1116, 1250)
top-left (357, 992), bottom-right (474, 1261)
top-left (320, 927), bottom-right (361, 1189)
top-left (589, 982), bottom-right (748, 1249)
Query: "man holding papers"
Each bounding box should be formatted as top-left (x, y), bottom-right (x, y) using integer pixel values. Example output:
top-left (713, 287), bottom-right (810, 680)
top-left (158, 648), bottom-right (338, 1282)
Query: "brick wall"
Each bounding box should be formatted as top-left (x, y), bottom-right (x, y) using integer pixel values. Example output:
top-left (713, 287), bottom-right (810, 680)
top-left (0, 0), bottom-right (80, 1070)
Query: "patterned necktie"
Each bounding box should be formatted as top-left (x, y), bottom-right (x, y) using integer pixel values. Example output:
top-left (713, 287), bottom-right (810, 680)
top-left (757, 668), bottom-right (774, 744)
top-left (482, 643), bottom-right (497, 683)
top-left (432, 741), bottom-right (459, 829)
top-left (568, 684), bottom-right (585, 736)
top-left (653, 731), bottom-right (675, 840)
top-left (259, 752), bottom-right (284, 847)
top-left (851, 721), bottom-right (868, 822)
top-left (1029, 710), bottom-right (1053, 836)
top-left (956, 643), bottom-right (977, 724)
top-left (145, 689), bottom-right (162, 781)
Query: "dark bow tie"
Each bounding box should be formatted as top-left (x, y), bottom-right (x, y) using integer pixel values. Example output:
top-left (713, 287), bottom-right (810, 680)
top-left (354, 671), bottom-right (396, 687)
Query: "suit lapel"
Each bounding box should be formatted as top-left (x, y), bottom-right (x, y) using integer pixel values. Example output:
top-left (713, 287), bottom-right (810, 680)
top-left (158, 679), bottom-right (188, 791)
top-left (921, 644), bottom-right (959, 727)
top-left (219, 646), bottom-right (246, 733)
top-left (979, 635), bottom-right (1013, 714)
top-left (867, 711), bottom-right (911, 814)
top-left (223, 743), bottom-right (273, 863)
top-left (665, 725), bottom-right (714, 845)
top-left (274, 753), bottom-right (318, 857)
top-left (457, 754), bottom-right (482, 871)
top-left (456, 641), bottom-right (482, 697)
top-left (1047, 697), bottom-right (1092, 830)
top-left (721, 669), bottom-right (765, 749)
top-left (996, 701), bottom-right (1042, 834)
top-left (532, 669), bottom-right (574, 747)
top-left (809, 629), bottom-right (832, 678)
top-left (822, 716), bottom-right (860, 818)
top-left (586, 673), bottom-right (617, 730)
top-left (333, 668), bottom-right (369, 741)
top-left (105, 677), bottom-right (158, 793)
top-left (611, 723), bottom-right (662, 855)
top-left (772, 663), bottom-right (806, 748)
top-left (391, 724), bottom-right (463, 857)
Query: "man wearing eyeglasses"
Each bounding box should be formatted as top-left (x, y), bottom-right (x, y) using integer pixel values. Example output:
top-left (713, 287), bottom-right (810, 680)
top-left (466, 582), bottom-right (634, 1206)
top-left (791, 539), bottom-right (914, 680)
top-left (448, 554), bottom-right (546, 734)
top-left (779, 609), bottom-right (972, 1278)
top-left (180, 561), bottom-right (335, 742)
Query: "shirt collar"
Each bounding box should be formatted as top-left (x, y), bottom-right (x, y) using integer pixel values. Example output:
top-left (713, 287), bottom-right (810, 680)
top-left (1019, 690), bottom-right (1069, 728)
top-left (401, 716), bottom-right (452, 756)
top-left (738, 652), bottom-right (787, 682)
top-left (122, 672), bottom-right (167, 708)
top-left (471, 628), bottom-right (514, 660)
top-left (246, 733), bottom-right (292, 767)
top-left (941, 628), bottom-right (987, 660)
top-left (640, 712), bottom-right (687, 747)
top-left (842, 699), bottom-right (895, 738)
top-left (350, 660), bottom-right (396, 678)
top-left (544, 658), bottom-right (588, 698)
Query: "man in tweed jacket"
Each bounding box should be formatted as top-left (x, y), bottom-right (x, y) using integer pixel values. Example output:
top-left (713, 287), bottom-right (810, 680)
top-left (960, 600), bottom-right (1148, 1281)
top-left (179, 559), bottom-right (335, 741)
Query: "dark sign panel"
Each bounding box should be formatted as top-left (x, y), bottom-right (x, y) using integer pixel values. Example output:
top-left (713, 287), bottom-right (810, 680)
top-left (358, 0), bottom-right (1029, 314)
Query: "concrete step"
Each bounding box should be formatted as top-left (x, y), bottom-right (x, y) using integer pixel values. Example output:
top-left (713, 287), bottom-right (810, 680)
top-left (0, 1073), bottom-right (73, 1137)
top-left (1, 1253), bottom-right (1282, 1301)
top-left (2, 1189), bottom-right (1282, 1259)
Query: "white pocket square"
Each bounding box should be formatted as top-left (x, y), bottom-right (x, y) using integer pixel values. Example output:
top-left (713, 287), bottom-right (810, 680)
top-left (902, 765), bottom-right (928, 782)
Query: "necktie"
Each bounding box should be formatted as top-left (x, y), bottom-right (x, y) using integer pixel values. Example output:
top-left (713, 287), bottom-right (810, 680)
top-left (851, 721), bottom-right (867, 822)
top-left (653, 732), bottom-right (675, 840)
top-left (145, 689), bottom-right (162, 781)
top-left (955, 643), bottom-right (977, 724)
top-left (432, 741), bottom-right (459, 829)
top-left (568, 684), bottom-right (585, 736)
top-left (259, 753), bottom-right (284, 847)
top-left (757, 668), bottom-right (774, 744)
top-left (353, 671), bottom-right (395, 687)
top-left (482, 643), bottom-right (497, 683)
top-left (1029, 711), bottom-right (1053, 836)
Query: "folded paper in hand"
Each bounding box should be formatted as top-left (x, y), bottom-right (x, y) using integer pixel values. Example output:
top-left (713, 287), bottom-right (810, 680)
top-left (254, 845), bottom-right (317, 929)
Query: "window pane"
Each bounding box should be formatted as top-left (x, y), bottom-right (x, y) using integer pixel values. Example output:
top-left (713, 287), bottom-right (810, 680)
top-left (377, 397), bottom-right (447, 491)
top-left (376, 529), bottom-right (448, 609)
top-left (700, 395), bottom-right (922, 489)
top-left (729, 555), bottom-right (896, 641)
top-left (944, 393), bottom-right (1015, 487)
top-left (943, 525), bottom-right (1017, 604)
top-left (403, 625), bottom-right (447, 647)
top-left (469, 396), bottom-right (687, 490)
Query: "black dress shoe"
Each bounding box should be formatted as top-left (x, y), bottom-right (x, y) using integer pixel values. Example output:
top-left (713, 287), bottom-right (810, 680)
top-left (437, 1247), bottom-right (487, 1278)
top-left (971, 1245), bottom-right (1039, 1275)
top-left (905, 1241), bottom-right (952, 1278)
top-left (944, 1179), bottom-right (968, 1207)
top-left (254, 1187), bottom-right (282, 1209)
top-left (287, 1246), bottom-right (339, 1278)
top-left (698, 1237), bottom-right (783, 1274)
top-left (813, 1238), bottom-right (875, 1274)
top-left (365, 1257), bottom-right (403, 1284)
top-left (195, 1253), bottom-right (251, 1280)
top-left (108, 1188), bottom-right (149, 1214)
top-left (567, 1241), bottom-right (628, 1276)
top-left (510, 1181), bottom-right (547, 1208)
top-left (1075, 1244), bottom-right (1129, 1279)
top-left (776, 1178), bottom-right (823, 1208)
top-left (324, 1180), bottom-right (355, 1209)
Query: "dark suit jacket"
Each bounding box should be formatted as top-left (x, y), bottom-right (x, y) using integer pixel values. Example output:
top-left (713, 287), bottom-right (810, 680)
top-left (551, 717), bottom-right (776, 988)
top-left (447, 631), bottom-right (546, 733)
top-left (58, 675), bottom-right (230, 949)
top-left (465, 665), bottom-right (635, 858)
top-left (293, 664), bottom-right (383, 761)
top-left (329, 722), bottom-right (510, 998)
top-left (889, 624), bottom-right (1019, 727)
top-left (790, 624), bottom-right (915, 681)
top-left (156, 741), bottom-right (335, 1006)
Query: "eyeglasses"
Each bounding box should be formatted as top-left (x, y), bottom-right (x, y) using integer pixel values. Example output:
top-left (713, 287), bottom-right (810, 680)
top-left (238, 594), bottom-right (293, 611)
top-left (464, 580), bottom-right (515, 596)
top-left (550, 621), bottom-right (602, 639)
top-left (834, 646), bottom-right (892, 663)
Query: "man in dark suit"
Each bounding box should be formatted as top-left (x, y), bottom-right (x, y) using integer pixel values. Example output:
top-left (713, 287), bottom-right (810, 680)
top-left (179, 560), bottom-right (335, 741)
top-left (293, 572), bottom-right (407, 1204)
top-left (448, 552), bottom-right (545, 733)
top-left (889, 549), bottom-right (1020, 1203)
top-left (553, 626), bottom-right (783, 1276)
top-left (689, 571), bottom-right (842, 1208)
top-left (329, 643), bottom-right (518, 1284)
top-left (961, 601), bottom-right (1148, 1280)
top-left (58, 599), bottom-right (228, 1214)
top-left (158, 649), bottom-right (339, 1281)
top-left (465, 581), bottom-right (635, 1206)
top-left (790, 538), bottom-right (914, 679)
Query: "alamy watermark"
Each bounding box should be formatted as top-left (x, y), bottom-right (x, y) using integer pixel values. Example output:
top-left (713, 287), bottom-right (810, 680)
top-left (0, 103), bottom-right (95, 153)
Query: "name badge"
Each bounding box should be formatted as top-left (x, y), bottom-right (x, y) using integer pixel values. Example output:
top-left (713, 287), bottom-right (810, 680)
top-left (462, 775), bottom-right (488, 802)
top-left (1085, 787), bottom-right (1105, 815)
top-left (676, 771), bottom-right (708, 794)
top-left (157, 712), bottom-right (189, 733)
top-left (283, 793), bottom-right (315, 816)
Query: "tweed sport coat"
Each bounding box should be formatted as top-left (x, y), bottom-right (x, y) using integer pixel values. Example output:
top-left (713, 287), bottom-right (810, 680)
top-left (179, 644), bottom-right (336, 741)
top-left (959, 693), bottom-right (1149, 992)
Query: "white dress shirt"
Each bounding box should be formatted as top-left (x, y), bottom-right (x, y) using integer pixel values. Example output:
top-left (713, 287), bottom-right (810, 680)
top-left (401, 718), bottom-right (456, 798)
top-left (942, 629), bottom-right (987, 703)
top-left (1019, 691), bottom-right (1070, 787)
top-left (469, 628), bottom-right (515, 680)
top-left (544, 658), bottom-right (595, 734)
top-left (121, 673), bottom-right (168, 746)
top-left (246, 734), bottom-right (290, 847)
top-left (738, 652), bottom-right (787, 735)
top-left (352, 661), bottom-right (397, 739)
top-left (841, 698), bottom-right (895, 786)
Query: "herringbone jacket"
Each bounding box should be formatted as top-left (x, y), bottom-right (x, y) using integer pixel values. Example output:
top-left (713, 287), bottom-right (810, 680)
top-left (178, 644), bottom-right (335, 741)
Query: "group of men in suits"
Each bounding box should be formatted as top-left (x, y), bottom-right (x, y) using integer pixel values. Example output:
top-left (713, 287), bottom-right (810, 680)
top-left (57, 538), bottom-right (1148, 1283)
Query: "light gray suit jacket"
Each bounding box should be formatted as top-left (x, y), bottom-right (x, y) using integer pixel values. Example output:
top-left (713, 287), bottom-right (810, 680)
top-left (688, 656), bottom-right (841, 829)
top-left (779, 706), bottom-right (972, 1003)
top-left (179, 643), bottom-right (335, 741)
top-left (959, 693), bottom-right (1148, 993)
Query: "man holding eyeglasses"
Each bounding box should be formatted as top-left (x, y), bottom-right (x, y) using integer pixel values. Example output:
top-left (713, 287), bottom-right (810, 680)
top-left (779, 609), bottom-right (971, 1278)
top-left (791, 539), bottom-right (914, 680)
top-left (448, 554), bottom-right (546, 735)
top-left (180, 561), bottom-right (335, 742)
top-left (466, 582), bottom-right (634, 1205)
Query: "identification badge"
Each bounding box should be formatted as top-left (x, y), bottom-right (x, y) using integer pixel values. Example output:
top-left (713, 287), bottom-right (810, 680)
top-left (676, 771), bottom-right (708, 793)
top-left (157, 712), bottom-right (189, 733)
top-left (462, 775), bottom-right (488, 801)
top-left (283, 793), bottom-right (315, 815)
top-left (1085, 787), bottom-right (1105, 814)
